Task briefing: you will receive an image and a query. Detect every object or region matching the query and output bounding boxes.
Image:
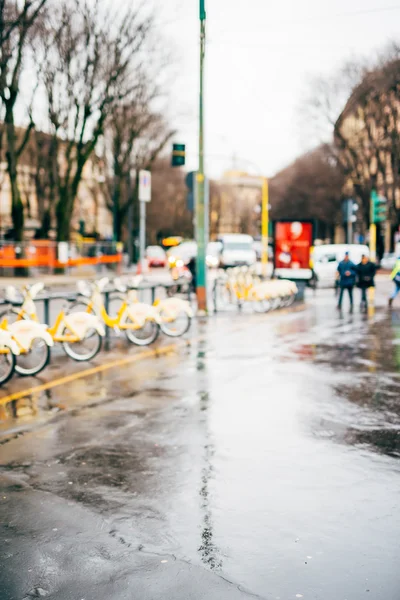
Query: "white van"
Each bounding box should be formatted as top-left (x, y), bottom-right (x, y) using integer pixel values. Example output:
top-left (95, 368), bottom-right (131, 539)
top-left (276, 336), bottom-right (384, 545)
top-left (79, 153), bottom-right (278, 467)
top-left (218, 234), bottom-right (257, 268)
top-left (312, 244), bottom-right (370, 287)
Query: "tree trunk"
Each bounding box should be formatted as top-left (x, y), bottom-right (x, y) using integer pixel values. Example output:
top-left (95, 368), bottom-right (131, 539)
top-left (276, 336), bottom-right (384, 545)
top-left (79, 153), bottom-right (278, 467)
top-left (36, 209), bottom-right (51, 239)
top-left (5, 108), bottom-right (24, 242)
top-left (56, 164), bottom-right (84, 241)
top-left (56, 187), bottom-right (74, 241)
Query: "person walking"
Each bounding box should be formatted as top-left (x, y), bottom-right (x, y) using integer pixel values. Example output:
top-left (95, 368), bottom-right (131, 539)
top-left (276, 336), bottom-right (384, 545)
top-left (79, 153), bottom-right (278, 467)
top-left (356, 254), bottom-right (376, 312)
top-left (388, 256), bottom-right (400, 307)
top-left (337, 251), bottom-right (357, 311)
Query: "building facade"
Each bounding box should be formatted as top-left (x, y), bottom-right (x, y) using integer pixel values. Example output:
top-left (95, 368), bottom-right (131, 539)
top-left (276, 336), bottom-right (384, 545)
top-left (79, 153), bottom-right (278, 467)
top-left (334, 59), bottom-right (400, 251)
top-left (211, 171), bottom-right (262, 238)
top-left (0, 128), bottom-right (112, 240)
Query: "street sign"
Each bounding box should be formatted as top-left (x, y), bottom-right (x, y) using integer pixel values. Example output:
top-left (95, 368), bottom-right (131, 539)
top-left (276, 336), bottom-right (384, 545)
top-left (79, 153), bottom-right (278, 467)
top-left (139, 170), bottom-right (151, 202)
top-left (185, 171), bottom-right (196, 212)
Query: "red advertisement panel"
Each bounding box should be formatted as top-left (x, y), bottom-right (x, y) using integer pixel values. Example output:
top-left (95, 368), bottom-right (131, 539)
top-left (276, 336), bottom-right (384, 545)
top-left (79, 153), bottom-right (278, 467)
top-left (274, 221), bottom-right (313, 270)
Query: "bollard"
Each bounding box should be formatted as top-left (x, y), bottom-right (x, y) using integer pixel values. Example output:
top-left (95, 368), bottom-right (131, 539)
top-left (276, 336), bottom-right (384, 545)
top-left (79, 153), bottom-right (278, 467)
top-left (104, 290), bottom-right (110, 347)
top-left (43, 297), bottom-right (50, 326)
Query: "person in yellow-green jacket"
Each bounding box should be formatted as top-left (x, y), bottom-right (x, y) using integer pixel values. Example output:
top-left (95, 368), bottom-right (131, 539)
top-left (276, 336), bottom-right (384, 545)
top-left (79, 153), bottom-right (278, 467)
top-left (389, 257), bottom-right (400, 306)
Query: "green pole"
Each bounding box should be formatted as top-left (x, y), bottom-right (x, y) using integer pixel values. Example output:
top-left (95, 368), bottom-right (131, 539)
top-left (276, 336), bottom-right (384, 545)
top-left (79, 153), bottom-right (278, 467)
top-left (196, 0), bottom-right (207, 311)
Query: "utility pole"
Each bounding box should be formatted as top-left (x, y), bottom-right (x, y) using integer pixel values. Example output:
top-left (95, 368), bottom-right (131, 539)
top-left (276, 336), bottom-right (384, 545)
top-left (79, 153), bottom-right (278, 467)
top-left (138, 170), bottom-right (151, 274)
top-left (369, 190), bottom-right (377, 262)
top-left (347, 199), bottom-right (352, 244)
top-left (127, 170), bottom-right (135, 265)
top-left (261, 177), bottom-right (269, 278)
top-left (196, 0), bottom-right (207, 311)
top-left (369, 190), bottom-right (378, 311)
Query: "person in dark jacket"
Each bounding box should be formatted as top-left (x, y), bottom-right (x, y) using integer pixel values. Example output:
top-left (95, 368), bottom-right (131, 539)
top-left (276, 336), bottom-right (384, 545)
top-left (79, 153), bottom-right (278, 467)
top-left (336, 252), bottom-right (357, 311)
top-left (187, 256), bottom-right (196, 291)
top-left (356, 254), bottom-right (376, 311)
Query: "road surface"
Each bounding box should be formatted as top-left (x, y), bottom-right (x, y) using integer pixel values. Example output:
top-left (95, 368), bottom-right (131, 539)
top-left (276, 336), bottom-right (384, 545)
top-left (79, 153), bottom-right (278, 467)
top-left (1, 285), bottom-right (400, 600)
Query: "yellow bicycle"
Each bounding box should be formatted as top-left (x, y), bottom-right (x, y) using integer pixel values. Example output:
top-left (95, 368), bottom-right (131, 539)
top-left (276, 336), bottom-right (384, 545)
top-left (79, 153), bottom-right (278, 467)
top-left (1, 283), bottom-right (104, 363)
top-left (69, 278), bottom-right (160, 346)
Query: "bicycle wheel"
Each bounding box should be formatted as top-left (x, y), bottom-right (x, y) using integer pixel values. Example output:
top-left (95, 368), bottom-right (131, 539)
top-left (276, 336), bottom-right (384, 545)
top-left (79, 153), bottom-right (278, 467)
top-left (159, 309), bottom-right (191, 337)
top-left (282, 294), bottom-right (295, 307)
top-left (62, 327), bottom-right (102, 361)
top-left (253, 299), bottom-right (272, 313)
top-left (217, 283), bottom-right (233, 308)
top-left (0, 348), bottom-right (16, 385)
top-left (15, 338), bottom-right (50, 377)
top-left (125, 316), bottom-right (159, 346)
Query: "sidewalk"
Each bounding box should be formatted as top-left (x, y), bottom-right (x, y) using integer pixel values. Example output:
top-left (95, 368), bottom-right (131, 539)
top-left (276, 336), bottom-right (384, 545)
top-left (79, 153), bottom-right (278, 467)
top-left (0, 266), bottom-right (391, 291)
top-left (0, 266), bottom-right (143, 290)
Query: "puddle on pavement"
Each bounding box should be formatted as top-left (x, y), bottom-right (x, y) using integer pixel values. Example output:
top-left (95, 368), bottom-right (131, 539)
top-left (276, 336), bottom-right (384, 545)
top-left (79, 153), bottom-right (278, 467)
top-left (288, 314), bottom-right (400, 459)
top-left (0, 349), bottom-right (183, 435)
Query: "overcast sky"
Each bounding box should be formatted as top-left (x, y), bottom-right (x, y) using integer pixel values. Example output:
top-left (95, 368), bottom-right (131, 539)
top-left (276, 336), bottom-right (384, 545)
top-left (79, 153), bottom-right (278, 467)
top-left (150, 0), bottom-right (400, 179)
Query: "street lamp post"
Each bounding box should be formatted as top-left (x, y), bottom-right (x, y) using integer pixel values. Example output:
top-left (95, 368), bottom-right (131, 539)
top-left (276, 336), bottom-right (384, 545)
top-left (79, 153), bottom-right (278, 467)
top-left (230, 157), bottom-right (270, 277)
top-left (261, 177), bottom-right (269, 278)
top-left (196, 0), bottom-right (207, 312)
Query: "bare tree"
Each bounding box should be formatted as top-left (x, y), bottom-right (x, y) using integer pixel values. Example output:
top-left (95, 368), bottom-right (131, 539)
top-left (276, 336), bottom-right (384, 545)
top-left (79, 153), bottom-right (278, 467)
top-left (100, 88), bottom-right (175, 242)
top-left (298, 59), bottom-right (368, 150)
top-left (270, 145), bottom-right (344, 238)
top-left (146, 158), bottom-right (192, 244)
top-left (334, 54), bottom-right (400, 226)
top-left (40, 0), bottom-right (153, 240)
top-left (0, 0), bottom-right (48, 241)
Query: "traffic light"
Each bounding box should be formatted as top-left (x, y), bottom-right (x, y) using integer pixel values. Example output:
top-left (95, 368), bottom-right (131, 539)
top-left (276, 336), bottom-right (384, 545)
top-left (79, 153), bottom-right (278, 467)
top-left (371, 190), bottom-right (388, 223)
top-left (171, 143), bottom-right (186, 167)
top-left (342, 198), bottom-right (358, 224)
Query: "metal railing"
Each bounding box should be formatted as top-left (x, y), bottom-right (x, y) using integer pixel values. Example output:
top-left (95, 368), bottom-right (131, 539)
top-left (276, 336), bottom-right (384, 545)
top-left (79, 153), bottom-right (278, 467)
top-left (0, 279), bottom-right (192, 344)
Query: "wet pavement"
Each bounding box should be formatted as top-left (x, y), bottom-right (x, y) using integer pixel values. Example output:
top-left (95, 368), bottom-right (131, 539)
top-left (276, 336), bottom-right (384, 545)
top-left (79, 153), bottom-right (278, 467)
top-left (1, 285), bottom-right (400, 600)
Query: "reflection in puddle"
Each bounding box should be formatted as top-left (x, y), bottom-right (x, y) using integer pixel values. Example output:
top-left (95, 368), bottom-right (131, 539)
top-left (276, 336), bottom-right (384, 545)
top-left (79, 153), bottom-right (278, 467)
top-left (291, 313), bottom-right (400, 459)
top-left (196, 344), bottom-right (222, 571)
top-left (0, 388), bottom-right (65, 430)
top-left (345, 427), bottom-right (400, 458)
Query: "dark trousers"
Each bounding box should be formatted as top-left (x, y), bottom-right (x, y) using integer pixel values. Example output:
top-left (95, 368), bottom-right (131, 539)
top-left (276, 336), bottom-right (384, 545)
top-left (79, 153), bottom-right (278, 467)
top-left (338, 285), bottom-right (353, 308)
top-left (360, 287), bottom-right (368, 306)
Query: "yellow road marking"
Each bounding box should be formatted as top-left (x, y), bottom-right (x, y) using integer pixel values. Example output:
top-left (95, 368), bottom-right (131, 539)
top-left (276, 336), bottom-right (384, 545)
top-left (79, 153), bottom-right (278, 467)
top-left (0, 303), bottom-right (307, 409)
top-left (0, 343), bottom-right (178, 408)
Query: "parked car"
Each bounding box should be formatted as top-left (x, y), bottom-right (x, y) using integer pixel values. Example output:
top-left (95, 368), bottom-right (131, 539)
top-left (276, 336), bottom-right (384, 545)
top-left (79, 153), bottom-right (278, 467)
top-left (217, 234), bottom-right (256, 268)
top-left (253, 240), bottom-right (274, 261)
top-left (167, 241), bottom-right (197, 269)
top-left (167, 241), bottom-right (222, 269)
top-left (207, 241), bottom-right (222, 268)
top-left (146, 245), bottom-right (167, 268)
top-left (312, 244), bottom-right (370, 287)
top-left (380, 252), bottom-right (397, 271)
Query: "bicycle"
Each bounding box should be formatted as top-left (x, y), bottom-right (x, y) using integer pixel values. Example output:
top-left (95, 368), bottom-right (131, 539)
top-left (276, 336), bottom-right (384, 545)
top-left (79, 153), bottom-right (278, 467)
top-left (1, 283), bottom-right (105, 364)
top-left (215, 268), bottom-right (297, 313)
top-left (68, 278), bottom-right (160, 346)
top-left (112, 278), bottom-right (193, 338)
top-left (0, 314), bottom-right (53, 377)
top-left (0, 327), bottom-right (20, 385)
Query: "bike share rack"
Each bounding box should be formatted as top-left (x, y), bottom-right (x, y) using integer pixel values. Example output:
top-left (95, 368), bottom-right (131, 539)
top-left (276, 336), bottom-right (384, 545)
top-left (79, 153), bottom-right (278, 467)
top-left (0, 281), bottom-right (192, 347)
